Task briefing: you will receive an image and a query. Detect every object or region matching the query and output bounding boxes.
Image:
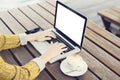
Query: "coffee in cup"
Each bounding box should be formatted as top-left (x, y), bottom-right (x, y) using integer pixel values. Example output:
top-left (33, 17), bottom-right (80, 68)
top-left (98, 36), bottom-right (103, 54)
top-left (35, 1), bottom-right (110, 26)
top-left (66, 54), bottom-right (87, 71)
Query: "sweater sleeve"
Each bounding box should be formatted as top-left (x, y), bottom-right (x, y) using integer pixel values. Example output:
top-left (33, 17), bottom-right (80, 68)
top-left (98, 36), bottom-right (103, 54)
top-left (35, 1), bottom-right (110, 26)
top-left (0, 34), bottom-right (46, 79)
top-left (0, 34), bottom-right (20, 51)
top-left (0, 57), bottom-right (41, 80)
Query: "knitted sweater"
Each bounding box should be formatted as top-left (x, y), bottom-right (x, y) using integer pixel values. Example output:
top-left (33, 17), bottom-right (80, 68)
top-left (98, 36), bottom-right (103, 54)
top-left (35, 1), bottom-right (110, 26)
top-left (0, 34), bottom-right (41, 80)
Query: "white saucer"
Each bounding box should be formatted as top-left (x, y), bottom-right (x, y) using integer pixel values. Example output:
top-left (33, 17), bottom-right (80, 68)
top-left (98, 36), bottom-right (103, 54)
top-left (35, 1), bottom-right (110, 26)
top-left (60, 59), bottom-right (88, 77)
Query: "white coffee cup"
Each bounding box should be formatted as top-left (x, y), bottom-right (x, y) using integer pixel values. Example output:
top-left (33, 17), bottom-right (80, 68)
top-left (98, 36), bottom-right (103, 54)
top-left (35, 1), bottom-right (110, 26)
top-left (60, 53), bottom-right (88, 76)
top-left (66, 54), bottom-right (87, 71)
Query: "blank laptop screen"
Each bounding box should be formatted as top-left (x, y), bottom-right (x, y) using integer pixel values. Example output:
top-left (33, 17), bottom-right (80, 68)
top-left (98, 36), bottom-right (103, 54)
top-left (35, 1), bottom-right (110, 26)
top-left (55, 2), bottom-right (86, 47)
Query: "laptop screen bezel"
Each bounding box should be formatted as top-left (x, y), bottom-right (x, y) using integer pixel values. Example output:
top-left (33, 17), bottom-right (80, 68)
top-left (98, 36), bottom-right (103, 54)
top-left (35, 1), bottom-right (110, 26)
top-left (54, 1), bottom-right (87, 49)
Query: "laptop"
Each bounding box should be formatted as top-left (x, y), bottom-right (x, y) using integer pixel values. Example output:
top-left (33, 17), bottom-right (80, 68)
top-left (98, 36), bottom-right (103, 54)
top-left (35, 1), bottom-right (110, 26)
top-left (30, 1), bottom-right (87, 63)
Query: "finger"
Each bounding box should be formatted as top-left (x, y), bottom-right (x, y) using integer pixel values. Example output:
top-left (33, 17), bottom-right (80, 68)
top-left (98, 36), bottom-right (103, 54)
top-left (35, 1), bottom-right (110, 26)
top-left (58, 43), bottom-right (66, 48)
top-left (50, 31), bottom-right (56, 36)
top-left (61, 48), bottom-right (68, 52)
top-left (48, 32), bottom-right (56, 38)
top-left (53, 42), bottom-right (59, 45)
top-left (44, 37), bottom-right (52, 40)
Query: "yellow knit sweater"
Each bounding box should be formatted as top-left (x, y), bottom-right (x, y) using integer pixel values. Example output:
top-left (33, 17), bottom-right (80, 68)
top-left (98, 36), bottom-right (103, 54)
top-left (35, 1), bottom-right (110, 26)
top-left (0, 34), bottom-right (40, 80)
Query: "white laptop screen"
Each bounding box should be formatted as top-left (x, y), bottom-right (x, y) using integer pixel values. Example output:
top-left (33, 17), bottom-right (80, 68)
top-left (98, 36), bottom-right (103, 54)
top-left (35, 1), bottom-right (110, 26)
top-left (55, 2), bottom-right (86, 47)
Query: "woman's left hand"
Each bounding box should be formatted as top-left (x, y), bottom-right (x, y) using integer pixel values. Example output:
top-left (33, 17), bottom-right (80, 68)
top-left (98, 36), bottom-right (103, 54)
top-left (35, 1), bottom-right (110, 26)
top-left (26, 30), bottom-right (56, 42)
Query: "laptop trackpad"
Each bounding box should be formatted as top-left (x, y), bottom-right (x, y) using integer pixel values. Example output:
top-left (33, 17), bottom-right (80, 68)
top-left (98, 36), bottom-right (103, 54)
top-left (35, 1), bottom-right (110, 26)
top-left (30, 41), bottom-right (50, 55)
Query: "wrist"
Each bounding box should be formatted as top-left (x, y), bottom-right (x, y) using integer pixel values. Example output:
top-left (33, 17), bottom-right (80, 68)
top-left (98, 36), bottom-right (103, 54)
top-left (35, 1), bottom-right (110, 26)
top-left (40, 54), bottom-right (51, 64)
top-left (26, 34), bottom-right (36, 41)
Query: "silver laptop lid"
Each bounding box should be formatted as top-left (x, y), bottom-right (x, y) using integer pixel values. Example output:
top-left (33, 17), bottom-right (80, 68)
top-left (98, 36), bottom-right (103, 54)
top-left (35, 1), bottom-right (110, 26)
top-left (54, 1), bottom-right (87, 49)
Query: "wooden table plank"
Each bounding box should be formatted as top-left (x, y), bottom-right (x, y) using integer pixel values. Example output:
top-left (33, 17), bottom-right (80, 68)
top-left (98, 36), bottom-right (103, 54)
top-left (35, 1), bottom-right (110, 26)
top-left (46, 0), bottom-right (56, 7)
top-left (19, 6), bottom-right (53, 30)
top-left (38, 1), bottom-right (55, 15)
top-left (83, 38), bottom-right (120, 75)
top-left (98, 7), bottom-right (120, 25)
top-left (25, 43), bottom-right (41, 57)
top-left (10, 47), bottom-right (33, 65)
top-left (85, 28), bottom-right (120, 60)
top-left (110, 8), bottom-right (120, 18)
top-left (0, 18), bottom-right (11, 34)
top-left (87, 20), bottom-right (120, 48)
top-left (46, 63), bottom-right (76, 80)
top-left (36, 71), bottom-right (53, 80)
top-left (0, 50), bottom-right (18, 65)
top-left (111, 7), bottom-right (120, 13)
top-left (8, 8), bottom-right (38, 30)
top-left (29, 3), bottom-right (54, 24)
top-left (80, 50), bottom-right (120, 80)
top-left (0, 11), bottom-right (26, 33)
top-left (78, 70), bottom-right (99, 80)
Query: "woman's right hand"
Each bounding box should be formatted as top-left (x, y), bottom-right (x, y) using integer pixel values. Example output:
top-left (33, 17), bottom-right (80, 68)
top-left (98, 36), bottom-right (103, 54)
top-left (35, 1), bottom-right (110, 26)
top-left (40, 42), bottom-right (67, 64)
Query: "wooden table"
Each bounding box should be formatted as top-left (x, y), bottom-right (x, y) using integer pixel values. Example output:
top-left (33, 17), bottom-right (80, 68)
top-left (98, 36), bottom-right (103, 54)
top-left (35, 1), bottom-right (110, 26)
top-left (98, 7), bottom-right (120, 34)
top-left (0, 0), bottom-right (120, 80)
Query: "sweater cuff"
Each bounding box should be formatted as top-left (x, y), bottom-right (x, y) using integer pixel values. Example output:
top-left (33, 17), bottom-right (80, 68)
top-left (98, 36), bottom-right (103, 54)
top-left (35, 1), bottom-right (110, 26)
top-left (32, 57), bottom-right (45, 71)
top-left (19, 33), bottom-right (27, 45)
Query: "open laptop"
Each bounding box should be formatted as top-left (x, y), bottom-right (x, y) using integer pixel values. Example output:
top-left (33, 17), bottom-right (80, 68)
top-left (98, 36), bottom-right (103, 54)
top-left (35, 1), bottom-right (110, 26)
top-left (30, 1), bottom-right (87, 63)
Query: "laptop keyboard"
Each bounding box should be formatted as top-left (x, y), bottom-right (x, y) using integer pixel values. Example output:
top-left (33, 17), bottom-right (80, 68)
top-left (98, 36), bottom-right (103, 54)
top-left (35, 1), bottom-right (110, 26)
top-left (47, 32), bottom-right (75, 53)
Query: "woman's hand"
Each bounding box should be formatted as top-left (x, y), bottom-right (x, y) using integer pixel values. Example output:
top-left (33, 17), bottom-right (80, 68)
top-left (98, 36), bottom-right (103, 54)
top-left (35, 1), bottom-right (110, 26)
top-left (26, 30), bottom-right (56, 42)
top-left (40, 42), bottom-right (67, 64)
top-left (26, 30), bottom-right (67, 63)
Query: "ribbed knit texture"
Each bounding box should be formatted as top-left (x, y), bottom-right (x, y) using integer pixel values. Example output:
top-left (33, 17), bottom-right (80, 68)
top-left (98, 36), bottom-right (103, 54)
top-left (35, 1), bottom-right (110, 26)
top-left (0, 34), bottom-right (40, 80)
